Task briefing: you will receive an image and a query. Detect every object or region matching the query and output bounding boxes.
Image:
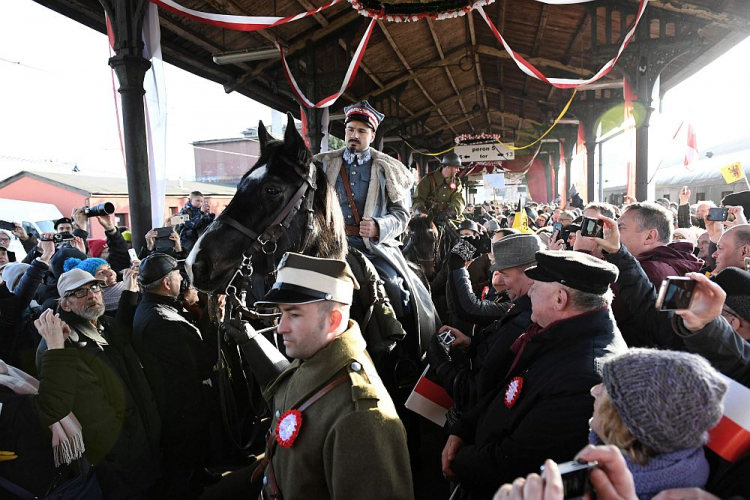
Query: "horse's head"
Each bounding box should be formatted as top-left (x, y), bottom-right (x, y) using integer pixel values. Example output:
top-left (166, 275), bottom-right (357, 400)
top-left (187, 113), bottom-right (346, 293)
top-left (406, 214), bottom-right (439, 279)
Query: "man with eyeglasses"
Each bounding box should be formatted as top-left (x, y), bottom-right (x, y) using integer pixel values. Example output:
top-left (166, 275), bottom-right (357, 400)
top-left (132, 253), bottom-right (216, 499)
top-left (34, 267), bottom-right (161, 499)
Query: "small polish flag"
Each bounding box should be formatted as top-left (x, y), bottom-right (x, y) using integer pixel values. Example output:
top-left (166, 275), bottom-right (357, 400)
top-left (707, 375), bottom-right (750, 462)
top-left (405, 365), bottom-right (454, 427)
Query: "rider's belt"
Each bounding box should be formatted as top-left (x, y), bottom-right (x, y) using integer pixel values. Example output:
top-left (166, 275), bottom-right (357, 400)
top-left (344, 224), bottom-right (360, 237)
top-left (431, 202), bottom-right (449, 212)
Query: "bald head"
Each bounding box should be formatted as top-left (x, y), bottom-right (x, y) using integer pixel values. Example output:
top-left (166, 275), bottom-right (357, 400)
top-left (713, 224), bottom-right (750, 274)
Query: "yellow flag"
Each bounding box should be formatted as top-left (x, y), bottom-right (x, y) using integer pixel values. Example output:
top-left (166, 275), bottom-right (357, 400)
top-left (512, 199), bottom-right (534, 235)
top-left (721, 162), bottom-right (744, 184)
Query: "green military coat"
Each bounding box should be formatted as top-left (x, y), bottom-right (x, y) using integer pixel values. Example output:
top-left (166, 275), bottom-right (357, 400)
top-left (261, 321), bottom-right (414, 500)
top-left (412, 169), bottom-right (465, 220)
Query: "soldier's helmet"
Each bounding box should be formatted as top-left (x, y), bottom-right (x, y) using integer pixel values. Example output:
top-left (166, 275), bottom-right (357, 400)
top-left (441, 152), bottom-right (462, 167)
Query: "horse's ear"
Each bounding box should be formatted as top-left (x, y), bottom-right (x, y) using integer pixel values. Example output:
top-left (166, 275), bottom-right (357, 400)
top-left (284, 112), bottom-right (306, 152)
top-left (258, 120), bottom-right (270, 154)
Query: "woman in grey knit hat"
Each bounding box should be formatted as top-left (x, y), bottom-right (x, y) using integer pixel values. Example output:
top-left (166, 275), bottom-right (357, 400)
top-left (589, 348), bottom-right (728, 500)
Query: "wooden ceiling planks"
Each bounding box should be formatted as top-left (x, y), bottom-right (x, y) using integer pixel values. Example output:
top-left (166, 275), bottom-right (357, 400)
top-left (35, 0), bottom-right (750, 147)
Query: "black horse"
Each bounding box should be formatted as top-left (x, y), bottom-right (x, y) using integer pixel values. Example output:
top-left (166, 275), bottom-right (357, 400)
top-left (187, 113), bottom-right (436, 353)
top-left (402, 214), bottom-right (441, 281)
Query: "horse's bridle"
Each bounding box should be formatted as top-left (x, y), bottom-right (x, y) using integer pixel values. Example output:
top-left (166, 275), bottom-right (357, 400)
top-left (215, 159), bottom-right (318, 316)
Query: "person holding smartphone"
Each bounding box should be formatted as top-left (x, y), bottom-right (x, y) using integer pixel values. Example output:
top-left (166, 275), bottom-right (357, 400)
top-left (177, 191), bottom-right (215, 253)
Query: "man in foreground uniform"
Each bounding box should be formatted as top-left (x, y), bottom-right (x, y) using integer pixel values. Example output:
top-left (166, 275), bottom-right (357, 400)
top-left (226, 252), bottom-right (414, 500)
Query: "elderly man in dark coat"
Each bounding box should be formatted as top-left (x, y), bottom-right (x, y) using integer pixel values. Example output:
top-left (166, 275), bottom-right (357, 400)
top-left (132, 253), bottom-right (216, 499)
top-left (441, 251), bottom-right (627, 499)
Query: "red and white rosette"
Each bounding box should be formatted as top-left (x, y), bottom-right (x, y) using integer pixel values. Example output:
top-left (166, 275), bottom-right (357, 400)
top-left (276, 409), bottom-right (303, 448)
top-left (505, 376), bottom-right (523, 408)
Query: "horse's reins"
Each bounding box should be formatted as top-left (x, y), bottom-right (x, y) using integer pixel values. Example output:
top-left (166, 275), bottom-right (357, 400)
top-left (207, 159), bottom-right (318, 452)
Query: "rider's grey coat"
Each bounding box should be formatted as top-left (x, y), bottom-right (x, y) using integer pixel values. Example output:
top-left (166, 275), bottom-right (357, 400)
top-left (315, 148), bottom-right (438, 347)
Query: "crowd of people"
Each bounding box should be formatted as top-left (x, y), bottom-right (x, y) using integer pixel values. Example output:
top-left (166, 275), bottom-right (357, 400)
top-left (0, 99), bottom-right (748, 500)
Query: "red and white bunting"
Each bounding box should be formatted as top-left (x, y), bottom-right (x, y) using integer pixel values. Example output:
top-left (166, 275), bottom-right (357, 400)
top-left (707, 375), bottom-right (750, 463)
top-left (476, 0), bottom-right (648, 89)
top-left (279, 18), bottom-right (376, 109)
top-left (149, 0), bottom-right (340, 31)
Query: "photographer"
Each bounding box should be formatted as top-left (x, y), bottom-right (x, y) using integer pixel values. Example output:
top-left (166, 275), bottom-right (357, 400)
top-left (178, 191), bottom-right (215, 253)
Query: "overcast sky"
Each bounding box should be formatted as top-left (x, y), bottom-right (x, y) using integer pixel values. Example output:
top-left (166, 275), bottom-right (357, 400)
top-left (1, 0), bottom-right (749, 183)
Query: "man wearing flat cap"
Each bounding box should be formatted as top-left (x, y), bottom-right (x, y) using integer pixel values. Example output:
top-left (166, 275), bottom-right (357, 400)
top-left (442, 250), bottom-right (626, 498)
top-left (132, 253), bottom-right (216, 499)
top-left (225, 252), bottom-right (413, 500)
top-left (413, 151), bottom-right (466, 225)
top-left (314, 100), bottom-right (425, 323)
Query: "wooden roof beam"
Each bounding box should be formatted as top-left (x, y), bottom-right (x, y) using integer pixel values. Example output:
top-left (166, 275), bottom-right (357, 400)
top-left (467, 13), bottom-right (491, 130)
top-left (523, 4), bottom-right (550, 96)
top-left (426, 18), bottom-right (474, 131)
top-left (648, 1), bottom-right (750, 30)
top-left (377, 21), bottom-right (456, 134)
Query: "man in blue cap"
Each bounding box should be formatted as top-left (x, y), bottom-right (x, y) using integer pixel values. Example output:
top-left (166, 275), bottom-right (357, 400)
top-left (313, 101), bottom-right (417, 319)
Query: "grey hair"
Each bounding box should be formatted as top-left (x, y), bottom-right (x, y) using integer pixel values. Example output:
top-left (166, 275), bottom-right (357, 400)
top-left (566, 287), bottom-right (613, 311)
top-left (623, 202), bottom-right (674, 244)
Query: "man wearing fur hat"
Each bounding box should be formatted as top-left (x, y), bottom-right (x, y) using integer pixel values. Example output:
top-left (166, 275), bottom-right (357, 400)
top-left (313, 101), bottom-right (419, 319)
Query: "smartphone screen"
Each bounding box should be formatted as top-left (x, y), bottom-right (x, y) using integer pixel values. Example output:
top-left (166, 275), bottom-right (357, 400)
top-left (128, 248), bottom-right (138, 262)
top-left (655, 277), bottom-right (697, 311)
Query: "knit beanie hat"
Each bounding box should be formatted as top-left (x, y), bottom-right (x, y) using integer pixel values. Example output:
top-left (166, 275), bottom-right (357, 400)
top-left (87, 239), bottom-right (107, 258)
top-left (2, 262), bottom-right (30, 294)
top-left (63, 257), bottom-right (108, 277)
top-left (602, 349), bottom-right (727, 454)
top-left (50, 248), bottom-right (88, 279)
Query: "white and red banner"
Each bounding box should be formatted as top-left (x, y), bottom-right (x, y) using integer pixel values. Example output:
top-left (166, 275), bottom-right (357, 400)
top-left (279, 18), bottom-right (376, 108)
top-left (405, 365), bottom-right (453, 427)
top-left (149, 0), bottom-right (340, 32)
top-left (672, 120), bottom-right (700, 171)
top-left (708, 375), bottom-right (750, 463)
top-left (476, 0), bottom-right (648, 89)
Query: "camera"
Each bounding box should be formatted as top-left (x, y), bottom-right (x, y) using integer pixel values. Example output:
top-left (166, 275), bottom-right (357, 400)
top-left (541, 459), bottom-right (597, 500)
top-left (83, 202), bottom-right (115, 218)
top-left (0, 220), bottom-right (16, 231)
top-left (437, 330), bottom-right (456, 345)
top-left (580, 217), bottom-right (604, 238)
top-left (170, 214), bottom-right (190, 226)
top-left (655, 276), bottom-right (697, 311)
top-left (41, 232), bottom-right (75, 243)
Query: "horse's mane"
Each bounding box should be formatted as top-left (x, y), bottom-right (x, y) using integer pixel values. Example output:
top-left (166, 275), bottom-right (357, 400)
top-left (308, 163), bottom-right (347, 260)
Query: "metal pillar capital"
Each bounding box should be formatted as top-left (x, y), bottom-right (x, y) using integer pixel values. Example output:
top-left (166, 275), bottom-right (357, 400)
top-left (109, 54), bottom-right (151, 94)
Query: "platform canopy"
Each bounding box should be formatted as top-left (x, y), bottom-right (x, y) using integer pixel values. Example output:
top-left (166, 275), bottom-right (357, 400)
top-left (34, 0), bottom-right (750, 149)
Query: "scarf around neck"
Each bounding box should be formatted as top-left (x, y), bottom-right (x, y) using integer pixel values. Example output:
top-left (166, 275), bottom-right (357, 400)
top-left (589, 431), bottom-right (709, 500)
top-left (0, 359), bottom-right (85, 467)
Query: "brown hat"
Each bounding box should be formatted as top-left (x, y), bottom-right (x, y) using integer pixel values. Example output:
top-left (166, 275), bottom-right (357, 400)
top-left (255, 253), bottom-right (360, 306)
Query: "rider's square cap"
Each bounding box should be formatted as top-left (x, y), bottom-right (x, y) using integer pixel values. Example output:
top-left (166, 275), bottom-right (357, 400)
top-left (344, 100), bottom-right (384, 132)
top-left (255, 253), bottom-right (360, 307)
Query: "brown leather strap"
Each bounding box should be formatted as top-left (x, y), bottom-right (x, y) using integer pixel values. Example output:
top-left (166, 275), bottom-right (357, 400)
top-left (339, 166), bottom-right (362, 225)
top-left (344, 225), bottom-right (360, 237)
top-left (259, 372), bottom-right (350, 499)
top-left (299, 372), bottom-right (349, 412)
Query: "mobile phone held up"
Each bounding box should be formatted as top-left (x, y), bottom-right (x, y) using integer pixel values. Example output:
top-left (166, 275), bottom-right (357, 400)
top-left (579, 217), bottom-right (604, 239)
top-left (707, 207), bottom-right (729, 222)
top-left (552, 222), bottom-right (564, 240)
top-left (540, 459), bottom-right (597, 500)
top-left (437, 330), bottom-right (456, 345)
top-left (655, 276), bottom-right (698, 311)
top-left (0, 220), bottom-right (16, 231)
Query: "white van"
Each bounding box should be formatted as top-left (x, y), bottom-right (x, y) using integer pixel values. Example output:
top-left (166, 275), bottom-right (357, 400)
top-left (0, 198), bottom-right (64, 260)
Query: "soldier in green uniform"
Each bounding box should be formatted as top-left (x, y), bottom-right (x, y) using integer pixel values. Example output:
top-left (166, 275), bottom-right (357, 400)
top-left (413, 151), bottom-right (466, 224)
top-left (225, 253), bottom-right (414, 500)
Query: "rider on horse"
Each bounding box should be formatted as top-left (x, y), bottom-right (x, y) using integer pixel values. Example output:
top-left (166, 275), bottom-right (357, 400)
top-left (412, 152), bottom-right (466, 226)
top-left (313, 101), bottom-right (416, 319)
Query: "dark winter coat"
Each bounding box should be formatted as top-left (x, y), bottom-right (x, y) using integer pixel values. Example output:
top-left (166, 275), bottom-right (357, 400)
top-left (36, 304), bottom-right (162, 499)
top-left (428, 294), bottom-right (532, 413)
top-left (178, 201), bottom-right (215, 250)
top-left (0, 258), bottom-right (47, 373)
top-left (611, 242), bottom-right (702, 347)
top-left (449, 307), bottom-right (627, 499)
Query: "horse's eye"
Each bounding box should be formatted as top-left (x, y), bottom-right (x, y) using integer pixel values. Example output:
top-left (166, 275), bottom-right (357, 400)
top-left (265, 186), bottom-right (282, 196)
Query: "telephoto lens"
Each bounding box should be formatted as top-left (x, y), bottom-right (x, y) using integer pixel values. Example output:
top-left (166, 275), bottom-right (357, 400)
top-left (84, 202), bottom-right (115, 217)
